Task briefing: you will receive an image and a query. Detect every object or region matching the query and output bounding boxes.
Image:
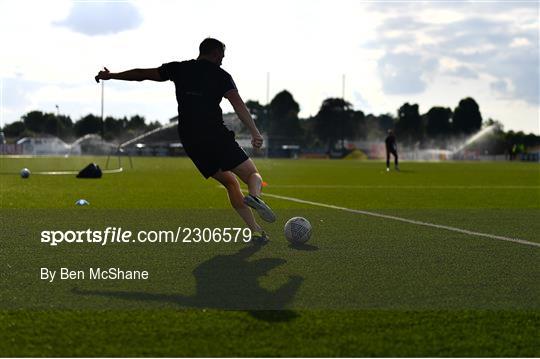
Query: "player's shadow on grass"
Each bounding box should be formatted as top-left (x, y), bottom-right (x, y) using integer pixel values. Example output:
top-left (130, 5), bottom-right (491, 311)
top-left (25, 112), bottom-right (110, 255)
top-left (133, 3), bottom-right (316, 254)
top-left (73, 244), bottom-right (302, 322)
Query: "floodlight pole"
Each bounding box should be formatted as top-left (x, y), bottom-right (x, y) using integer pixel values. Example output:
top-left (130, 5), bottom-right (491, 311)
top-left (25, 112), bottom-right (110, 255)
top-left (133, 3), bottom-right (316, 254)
top-left (266, 72), bottom-right (270, 105)
top-left (265, 72), bottom-right (270, 158)
top-left (55, 104), bottom-right (60, 138)
top-left (342, 74), bottom-right (346, 101)
top-left (100, 81), bottom-right (105, 137)
top-left (101, 81), bottom-right (104, 120)
top-left (341, 74), bottom-right (346, 152)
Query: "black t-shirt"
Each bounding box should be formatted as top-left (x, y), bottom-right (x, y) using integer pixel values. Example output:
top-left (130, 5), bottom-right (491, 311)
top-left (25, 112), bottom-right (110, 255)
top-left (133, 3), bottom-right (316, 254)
top-left (158, 59), bottom-right (237, 140)
top-left (385, 134), bottom-right (396, 151)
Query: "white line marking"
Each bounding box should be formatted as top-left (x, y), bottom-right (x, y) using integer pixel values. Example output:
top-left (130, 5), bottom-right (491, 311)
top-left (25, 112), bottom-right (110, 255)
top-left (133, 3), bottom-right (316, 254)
top-left (261, 185), bottom-right (540, 189)
top-left (34, 168), bottom-right (123, 175)
top-left (261, 192), bottom-right (540, 249)
top-left (1, 168), bottom-right (123, 175)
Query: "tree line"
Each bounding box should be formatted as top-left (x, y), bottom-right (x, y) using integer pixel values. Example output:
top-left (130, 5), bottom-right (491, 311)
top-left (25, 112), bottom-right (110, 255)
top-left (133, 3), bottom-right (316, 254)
top-left (2, 111), bottom-right (160, 142)
top-left (246, 91), bottom-right (539, 153)
top-left (3, 91), bottom-right (539, 153)
top-left (248, 92), bottom-right (487, 146)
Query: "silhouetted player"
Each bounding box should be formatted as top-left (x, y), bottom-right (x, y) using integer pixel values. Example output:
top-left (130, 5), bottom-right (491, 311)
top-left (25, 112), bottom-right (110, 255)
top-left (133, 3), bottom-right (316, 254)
top-left (95, 38), bottom-right (275, 243)
top-left (385, 129), bottom-right (399, 171)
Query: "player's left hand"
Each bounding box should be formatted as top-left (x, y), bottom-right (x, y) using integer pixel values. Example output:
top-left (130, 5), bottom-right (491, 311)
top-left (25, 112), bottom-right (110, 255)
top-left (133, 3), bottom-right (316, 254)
top-left (251, 133), bottom-right (263, 149)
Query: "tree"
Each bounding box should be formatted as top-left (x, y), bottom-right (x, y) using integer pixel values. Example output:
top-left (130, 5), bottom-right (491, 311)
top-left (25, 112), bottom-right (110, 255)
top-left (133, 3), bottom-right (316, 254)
top-left (314, 98), bottom-right (360, 151)
top-left (425, 106), bottom-right (452, 137)
top-left (350, 110), bottom-right (366, 139)
top-left (57, 114), bottom-right (73, 129)
top-left (74, 114), bottom-right (103, 137)
top-left (103, 116), bottom-right (126, 140)
top-left (147, 121), bottom-right (161, 131)
top-left (506, 130), bottom-right (540, 150)
top-left (17, 111), bottom-right (74, 139)
top-left (127, 115), bottom-right (146, 130)
top-left (452, 97), bottom-right (482, 134)
top-left (476, 119), bottom-right (506, 155)
top-left (268, 90), bottom-right (302, 140)
top-left (300, 115), bottom-right (320, 148)
top-left (43, 113), bottom-right (61, 136)
top-left (246, 100), bottom-right (269, 133)
top-left (395, 103), bottom-right (423, 143)
top-left (3, 121), bottom-right (26, 137)
top-left (377, 114), bottom-right (395, 133)
top-left (363, 113), bottom-right (395, 140)
top-left (56, 115), bottom-right (74, 139)
top-left (22, 111), bottom-right (47, 133)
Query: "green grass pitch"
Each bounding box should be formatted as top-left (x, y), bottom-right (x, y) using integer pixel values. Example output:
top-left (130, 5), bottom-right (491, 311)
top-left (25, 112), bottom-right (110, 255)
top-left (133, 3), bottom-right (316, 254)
top-left (1, 156), bottom-right (539, 356)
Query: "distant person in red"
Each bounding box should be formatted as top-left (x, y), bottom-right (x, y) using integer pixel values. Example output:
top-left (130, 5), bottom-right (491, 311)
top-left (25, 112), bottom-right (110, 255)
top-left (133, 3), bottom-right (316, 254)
top-left (385, 129), bottom-right (399, 172)
top-left (94, 38), bottom-right (275, 243)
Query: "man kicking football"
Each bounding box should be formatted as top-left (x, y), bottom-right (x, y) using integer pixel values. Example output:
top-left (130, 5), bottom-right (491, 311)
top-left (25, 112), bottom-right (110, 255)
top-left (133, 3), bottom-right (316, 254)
top-left (95, 38), bottom-right (275, 243)
top-left (385, 129), bottom-right (399, 172)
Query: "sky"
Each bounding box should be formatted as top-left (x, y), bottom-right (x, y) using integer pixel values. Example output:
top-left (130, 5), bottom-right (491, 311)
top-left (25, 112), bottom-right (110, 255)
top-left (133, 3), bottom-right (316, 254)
top-left (0, 0), bottom-right (538, 134)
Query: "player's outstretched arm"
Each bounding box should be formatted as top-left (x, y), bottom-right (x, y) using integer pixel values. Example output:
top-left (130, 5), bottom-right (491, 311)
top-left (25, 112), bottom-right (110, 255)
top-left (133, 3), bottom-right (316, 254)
top-left (94, 67), bottom-right (165, 83)
top-left (225, 89), bottom-right (263, 149)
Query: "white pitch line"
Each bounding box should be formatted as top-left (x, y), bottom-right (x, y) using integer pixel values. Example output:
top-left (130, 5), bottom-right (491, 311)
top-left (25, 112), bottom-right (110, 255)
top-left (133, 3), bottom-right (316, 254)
top-left (261, 185), bottom-right (540, 189)
top-left (33, 167), bottom-right (124, 175)
top-left (261, 192), bottom-right (540, 249)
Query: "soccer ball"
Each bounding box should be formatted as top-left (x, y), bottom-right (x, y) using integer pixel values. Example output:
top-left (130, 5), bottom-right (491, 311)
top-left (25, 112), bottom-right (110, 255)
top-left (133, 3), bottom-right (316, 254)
top-left (284, 217), bottom-right (312, 244)
top-left (20, 168), bottom-right (30, 179)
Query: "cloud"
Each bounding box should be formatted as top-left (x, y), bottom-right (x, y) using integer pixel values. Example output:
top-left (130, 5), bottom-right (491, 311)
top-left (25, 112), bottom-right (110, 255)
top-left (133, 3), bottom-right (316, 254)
top-left (488, 46), bottom-right (539, 105)
top-left (377, 52), bottom-right (438, 95)
top-left (490, 79), bottom-right (508, 94)
top-left (378, 16), bottom-right (427, 31)
top-left (353, 91), bottom-right (372, 113)
top-left (434, 17), bottom-right (539, 105)
top-left (368, 8), bottom-right (539, 105)
top-left (432, 18), bottom-right (513, 57)
top-left (2, 76), bottom-right (42, 109)
top-left (53, 2), bottom-right (142, 36)
top-left (367, 1), bottom-right (537, 14)
top-left (446, 66), bottom-right (477, 79)
top-left (362, 33), bottom-right (416, 50)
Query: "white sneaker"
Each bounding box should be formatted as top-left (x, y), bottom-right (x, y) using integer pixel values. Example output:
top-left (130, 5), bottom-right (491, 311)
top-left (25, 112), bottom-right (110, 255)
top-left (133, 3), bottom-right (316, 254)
top-left (386, 167), bottom-right (390, 172)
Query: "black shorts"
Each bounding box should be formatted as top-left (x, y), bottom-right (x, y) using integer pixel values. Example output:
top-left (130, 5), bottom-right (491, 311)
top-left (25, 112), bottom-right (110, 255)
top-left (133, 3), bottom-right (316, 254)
top-left (181, 130), bottom-right (249, 179)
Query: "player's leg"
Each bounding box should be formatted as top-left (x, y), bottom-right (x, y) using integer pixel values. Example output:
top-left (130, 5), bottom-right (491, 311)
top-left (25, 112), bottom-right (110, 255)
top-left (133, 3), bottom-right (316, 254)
top-left (232, 159), bottom-right (276, 223)
top-left (393, 150), bottom-right (399, 170)
top-left (386, 150), bottom-right (390, 171)
top-left (211, 170), bottom-right (262, 232)
top-left (231, 158), bottom-right (262, 197)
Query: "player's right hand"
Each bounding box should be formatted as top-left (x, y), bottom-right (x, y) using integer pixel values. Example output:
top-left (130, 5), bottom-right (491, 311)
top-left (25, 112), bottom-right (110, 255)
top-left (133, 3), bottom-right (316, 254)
top-left (95, 67), bottom-right (111, 83)
top-left (251, 133), bottom-right (264, 149)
